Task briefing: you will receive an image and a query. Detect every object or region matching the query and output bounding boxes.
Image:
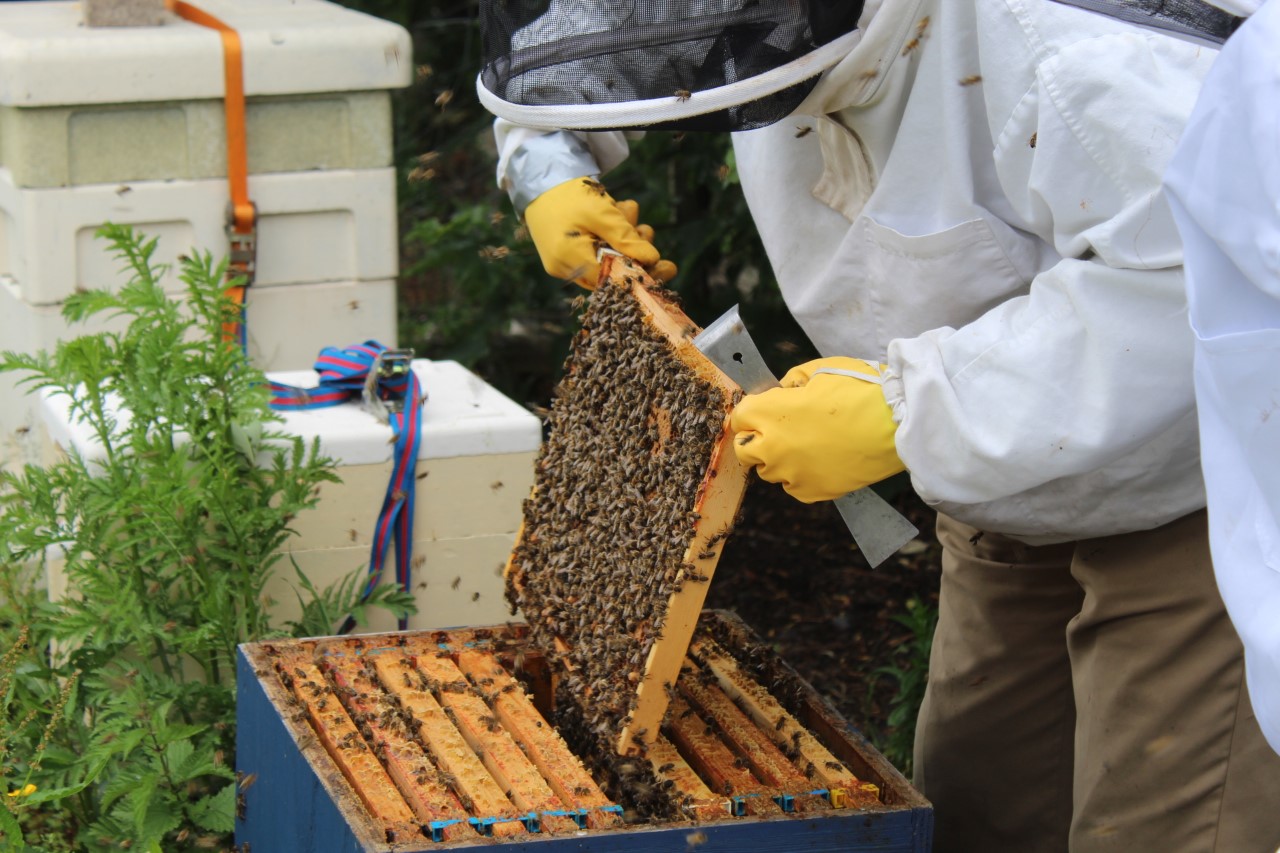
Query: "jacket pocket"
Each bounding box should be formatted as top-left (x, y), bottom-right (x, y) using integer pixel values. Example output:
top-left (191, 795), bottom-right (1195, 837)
top-left (796, 215), bottom-right (1031, 356)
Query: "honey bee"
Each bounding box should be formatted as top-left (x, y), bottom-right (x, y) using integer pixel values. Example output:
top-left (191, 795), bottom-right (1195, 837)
top-left (434, 89), bottom-right (454, 109)
top-left (901, 16), bottom-right (930, 56)
top-left (1029, 132), bottom-right (1038, 149)
top-left (794, 125), bottom-right (814, 138)
top-left (958, 75), bottom-right (983, 86)
top-left (673, 89), bottom-right (692, 102)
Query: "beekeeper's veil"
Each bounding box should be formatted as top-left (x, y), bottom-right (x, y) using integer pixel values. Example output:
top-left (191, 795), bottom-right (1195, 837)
top-left (477, 0), bottom-right (864, 132)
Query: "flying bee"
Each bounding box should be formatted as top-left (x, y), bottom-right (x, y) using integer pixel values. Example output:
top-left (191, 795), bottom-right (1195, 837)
top-left (434, 89), bottom-right (454, 109)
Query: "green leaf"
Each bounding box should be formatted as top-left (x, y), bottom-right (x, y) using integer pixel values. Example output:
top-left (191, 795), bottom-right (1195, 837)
top-left (0, 801), bottom-right (25, 852)
top-left (188, 783), bottom-right (236, 833)
top-left (137, 799), bottom-right (182, 849)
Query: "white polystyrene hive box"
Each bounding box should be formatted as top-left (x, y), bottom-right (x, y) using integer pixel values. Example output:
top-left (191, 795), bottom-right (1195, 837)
top-left (0, 0), bottom-right (411, 188)
top-left (0, 167), bottom-right (400, 306)
top-left (38, 360), bottom-right (543, 633)
top-left (0, 0), bottom-right (410, 306)
top-left (0, 272), bottom-right (397, 472)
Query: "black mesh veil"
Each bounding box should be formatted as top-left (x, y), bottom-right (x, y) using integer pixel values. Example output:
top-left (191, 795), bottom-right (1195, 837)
top-left (479, 1), bottom-right (864, 132)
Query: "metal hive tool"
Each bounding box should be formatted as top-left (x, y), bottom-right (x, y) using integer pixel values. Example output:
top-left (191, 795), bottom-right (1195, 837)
top-left (505, 255), bottom-right (750, 757)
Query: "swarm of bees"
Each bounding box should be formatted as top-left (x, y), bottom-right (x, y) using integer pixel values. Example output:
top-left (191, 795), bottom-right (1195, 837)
top-left (507, 277), bottom-right (728, 751)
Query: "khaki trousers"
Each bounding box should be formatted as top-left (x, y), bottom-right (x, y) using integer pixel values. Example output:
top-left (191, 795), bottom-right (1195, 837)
top-left (914, 510), bottom-right (1280, 853)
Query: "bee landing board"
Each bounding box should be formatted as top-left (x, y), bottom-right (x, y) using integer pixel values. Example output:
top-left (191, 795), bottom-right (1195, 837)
top-left (505, 256), bottom-right (749, 757)
top-left (234, 613), bottom-right (933, 851)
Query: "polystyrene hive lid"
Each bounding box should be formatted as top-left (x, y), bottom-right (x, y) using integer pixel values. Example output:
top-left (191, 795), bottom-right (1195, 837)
top-left (269, 360), bottom-right (543, 463)
top-left (0, 0), bottom-right (412, 107)
top-left (39, 360), bottom-right (542, 465)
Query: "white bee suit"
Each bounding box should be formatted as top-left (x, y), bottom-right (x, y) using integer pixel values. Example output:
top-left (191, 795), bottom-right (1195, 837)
top-left (733, 0), bottom-right (1217, 542)
top-left (488, 0), bottom-right (1280, 847)
top-left (496, 0), bottom-right (1218, 543)
top-left (1164, 0), bottom-right (1280, 755)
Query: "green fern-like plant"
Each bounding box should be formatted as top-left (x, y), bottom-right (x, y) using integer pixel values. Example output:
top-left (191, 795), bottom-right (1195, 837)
top-left (867, 596), bottom-right (938, 776)
top-left (0, 224), bottom-right (413, 851)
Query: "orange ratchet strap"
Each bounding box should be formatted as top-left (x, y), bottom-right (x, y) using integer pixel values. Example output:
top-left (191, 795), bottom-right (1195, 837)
top-left (165, 0), bottom-right (256, 346)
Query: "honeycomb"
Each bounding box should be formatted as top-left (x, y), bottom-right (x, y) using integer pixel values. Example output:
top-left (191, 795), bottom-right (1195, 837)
top-left (505, 257), bottom-right (748, 755)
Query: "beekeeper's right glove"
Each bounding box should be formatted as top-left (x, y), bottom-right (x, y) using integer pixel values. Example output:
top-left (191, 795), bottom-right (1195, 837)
top-left (730, 358), bottom-right (904, 503)
top-left (523, 177), bottom-right (678, 289)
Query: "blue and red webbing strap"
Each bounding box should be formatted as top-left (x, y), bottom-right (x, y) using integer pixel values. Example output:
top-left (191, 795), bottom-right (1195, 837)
top-left (268, 341), bottom-right (424, 631)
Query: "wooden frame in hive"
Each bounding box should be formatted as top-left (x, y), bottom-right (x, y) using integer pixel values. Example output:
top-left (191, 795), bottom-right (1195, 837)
top-left (235, 612), bottom-right (933, 851)
top-left (504, 255), bottom-right (750, 757)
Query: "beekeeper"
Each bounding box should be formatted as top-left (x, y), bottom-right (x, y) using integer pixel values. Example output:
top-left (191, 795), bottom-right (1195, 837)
top-left (478, 1), bottom-right (1280, 851)
top-left (1164, 0), bottom-right (1280, 759)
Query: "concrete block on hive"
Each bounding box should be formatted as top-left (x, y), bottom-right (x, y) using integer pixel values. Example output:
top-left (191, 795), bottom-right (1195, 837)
top-left (505, 255), bottom-right (750, 757)
top-left (235, 612), bottom-right (932, 851)
top-left (82, 0), bottom-right (165, 27)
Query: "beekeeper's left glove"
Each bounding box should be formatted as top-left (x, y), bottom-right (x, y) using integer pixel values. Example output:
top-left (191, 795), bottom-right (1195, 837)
top-left (524, 178), bottom-right (677, 289)
top-left (729, 357), bottom-right (904, 503)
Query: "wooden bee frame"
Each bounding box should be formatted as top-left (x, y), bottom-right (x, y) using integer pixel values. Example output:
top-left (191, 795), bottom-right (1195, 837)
top-left (505, 255), bottom-right (750, 757)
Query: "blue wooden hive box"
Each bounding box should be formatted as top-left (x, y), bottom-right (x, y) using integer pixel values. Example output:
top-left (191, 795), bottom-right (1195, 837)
top-left (235, 609), bottom-right (932, 851)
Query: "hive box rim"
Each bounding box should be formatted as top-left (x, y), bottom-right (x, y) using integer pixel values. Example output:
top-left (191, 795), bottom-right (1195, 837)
top-left (234, 610), bottom-right (932, 852)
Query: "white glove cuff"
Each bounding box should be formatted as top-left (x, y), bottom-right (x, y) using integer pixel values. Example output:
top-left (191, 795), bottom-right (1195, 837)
top-left (507, 131), bottom-right (601, 214)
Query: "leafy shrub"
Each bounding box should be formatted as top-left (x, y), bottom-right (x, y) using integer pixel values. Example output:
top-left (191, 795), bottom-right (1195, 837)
top-left (0, 225), bottom-right (412, 851)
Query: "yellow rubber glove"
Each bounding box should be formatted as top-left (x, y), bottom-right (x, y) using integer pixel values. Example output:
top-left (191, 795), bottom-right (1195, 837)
top-left (730, 357), bottom-right (905, 503)
top-left (524, 178), bottom-right (678, 289)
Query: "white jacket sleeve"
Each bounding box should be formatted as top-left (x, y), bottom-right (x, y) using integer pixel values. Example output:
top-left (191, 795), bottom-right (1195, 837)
top-left (885, 28), bottom-right (1214, 537)
top-left (1164, 0), bottom-right (1280, 755)
top-left (493, 119), bottom-right (637, 212)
